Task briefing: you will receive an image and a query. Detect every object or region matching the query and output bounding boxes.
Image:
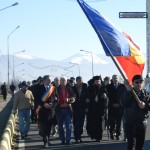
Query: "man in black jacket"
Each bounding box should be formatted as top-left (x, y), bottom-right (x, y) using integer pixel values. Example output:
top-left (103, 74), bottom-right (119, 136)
top-left (106, 75), bottom-right (126, 140)
top-left (71, 76), bottom-right (88, 143)
top-left (121, 75), bottom-right (150, 150)
top-left (1, 82), bottom-right (7, 101)
top-left (10, 82), bottom-right (16, 97)
top-left (37, 75), bottom-right (57, 148)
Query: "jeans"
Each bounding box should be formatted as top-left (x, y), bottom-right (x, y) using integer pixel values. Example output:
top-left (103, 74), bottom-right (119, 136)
top-left (18, 109), bottom-right (31, 136)
top-left (57, 107), bottom-right (72, 142)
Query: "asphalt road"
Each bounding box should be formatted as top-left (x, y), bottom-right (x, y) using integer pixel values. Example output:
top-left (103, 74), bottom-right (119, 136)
top-left (13, 114), bottom-right (150, 150)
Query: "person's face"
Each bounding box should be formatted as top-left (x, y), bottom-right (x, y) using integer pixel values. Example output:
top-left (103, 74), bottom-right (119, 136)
top-left (132, 79), bottom-right (144, 91)
top-left (40, 80), bottom-right (44, 85)
top-left (44, 77), bottom-right (51, 86)
top-left (112, 75), bottom-right (119, 84)
top-left (69, 82), bottom-right (75, 87)
top-left (60, 78), bottom-right (67, 86)
top-left (94, 80), bottom-right (101, 86)
top-left (21, 86), bottom-right (28, 92)
top-left (105, 79), bottom-right (111, 85)
top-left (54, 78), bottom-right (60, 87)
top-left (76, 79), bottom-right (82, 86)
top-left (27, 81), bottom-right (31, 86)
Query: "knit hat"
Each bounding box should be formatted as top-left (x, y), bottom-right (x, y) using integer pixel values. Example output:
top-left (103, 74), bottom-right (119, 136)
top-left (21, 81), bottom-right (28, 87)
top-left (132, 75), bottom-right (143, 82)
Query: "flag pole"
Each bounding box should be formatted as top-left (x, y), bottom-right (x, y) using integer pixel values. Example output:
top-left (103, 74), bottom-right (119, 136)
top-left (108, 51), bottom-right (142, 105)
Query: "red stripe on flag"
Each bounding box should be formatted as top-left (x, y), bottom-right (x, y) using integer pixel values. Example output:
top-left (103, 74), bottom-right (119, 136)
top-left (116, 56), bottom-right (144, 83)
top-left (122, 32), bottom-right (140, 51)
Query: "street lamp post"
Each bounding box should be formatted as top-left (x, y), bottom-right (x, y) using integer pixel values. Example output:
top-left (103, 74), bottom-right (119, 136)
top-left (12, 63), bottom-right (24, 84)
top-left (0, 2), bottom-right (18, 11)
top-left (80, 49), bottom-right (94, 77)
top-left (7, 26), bottom-right (20, 86)
top-left (69, 62), bottom-right (80, 76)
top-left (13, 50), bottom-right (26, 82)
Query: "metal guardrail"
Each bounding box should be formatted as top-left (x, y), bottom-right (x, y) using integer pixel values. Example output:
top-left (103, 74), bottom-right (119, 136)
top-left (0, 94), bottom-right (17, 150)
top-left (0, 114), bottom-right (17, 150)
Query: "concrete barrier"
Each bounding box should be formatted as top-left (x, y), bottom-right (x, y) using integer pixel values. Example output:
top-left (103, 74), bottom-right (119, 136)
top-left (0, 114), bottom-right (17, 150)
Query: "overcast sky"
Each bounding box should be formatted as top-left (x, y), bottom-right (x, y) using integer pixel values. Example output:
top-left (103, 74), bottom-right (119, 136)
top-left (0, 0), bottom-right (146, 61)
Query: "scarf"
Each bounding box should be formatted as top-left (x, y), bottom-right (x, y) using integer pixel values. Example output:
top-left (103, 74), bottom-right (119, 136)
top-left (59, 86), bottom-right (69, 105)
top-left (36, 85), bottom-right (55, 114)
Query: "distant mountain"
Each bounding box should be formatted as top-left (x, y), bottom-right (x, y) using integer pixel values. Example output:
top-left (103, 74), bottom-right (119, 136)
top-left (0, 53), bottom-right (146, 84)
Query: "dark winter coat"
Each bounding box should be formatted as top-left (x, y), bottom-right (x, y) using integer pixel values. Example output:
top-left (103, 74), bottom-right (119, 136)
top-left (120, 89), bottom-right (150, 124)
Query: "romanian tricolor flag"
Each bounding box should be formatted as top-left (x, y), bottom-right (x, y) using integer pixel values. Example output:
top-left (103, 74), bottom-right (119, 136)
top-left (36, 85), bottom-right (56, 114)
top-left (116, 32), bottom-right (145, 83)
top-left (77, 0), bottom-right (145, 83)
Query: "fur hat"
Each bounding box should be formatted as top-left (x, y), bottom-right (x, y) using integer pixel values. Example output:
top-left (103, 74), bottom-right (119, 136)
top-left (93, 76), bottom-right (101, 81)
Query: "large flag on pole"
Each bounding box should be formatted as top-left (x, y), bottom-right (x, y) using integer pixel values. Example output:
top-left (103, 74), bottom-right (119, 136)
top-left (77, 0), bottom-right (145, 83)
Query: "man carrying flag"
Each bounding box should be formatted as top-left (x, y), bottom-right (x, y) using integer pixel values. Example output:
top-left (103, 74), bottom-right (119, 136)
top-left (36, 75), bottom-right (57, 148)
top-left (76, 0), bottom-right (148, 149)
top-left (121, 75), bottom-right (150, 150)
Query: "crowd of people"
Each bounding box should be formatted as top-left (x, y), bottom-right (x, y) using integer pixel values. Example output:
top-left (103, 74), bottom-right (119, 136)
top-left (0, 82), bottom-right (16, 101)
top-left (1, 74), bottom-right (150, 149)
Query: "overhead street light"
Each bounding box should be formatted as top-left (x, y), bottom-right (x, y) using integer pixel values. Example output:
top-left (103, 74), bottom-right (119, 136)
top-left (7, 26), bottom-right (20, 86)
top-left (69, 62), bottom-right (80, 76)
top-left (13, 50), bottom-right (26, 82)
top-left (0, 2), bottom-right (18, 12)
top-left (119, 12), bottom-right (147, 18)
top-left (80, 49), bottom-right (94, 77)
top-left (11, 2), bottom-right (19, 6)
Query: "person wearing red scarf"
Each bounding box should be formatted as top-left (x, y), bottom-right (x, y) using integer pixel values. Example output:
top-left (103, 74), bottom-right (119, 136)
top-left (56, 76), bottom-right (76, 145)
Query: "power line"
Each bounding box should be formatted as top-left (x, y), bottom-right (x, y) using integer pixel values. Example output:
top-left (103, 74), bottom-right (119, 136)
top-left (27, 73), bottom-right (38, 79)
top-left (28, 63), bottom-right (50, 69)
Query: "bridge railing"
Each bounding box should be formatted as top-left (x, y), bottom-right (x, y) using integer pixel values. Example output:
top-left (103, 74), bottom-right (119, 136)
top-left (0, 113), bottom-right (17, 150)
